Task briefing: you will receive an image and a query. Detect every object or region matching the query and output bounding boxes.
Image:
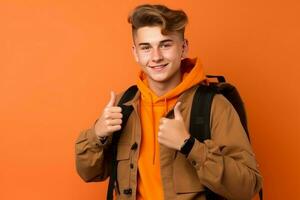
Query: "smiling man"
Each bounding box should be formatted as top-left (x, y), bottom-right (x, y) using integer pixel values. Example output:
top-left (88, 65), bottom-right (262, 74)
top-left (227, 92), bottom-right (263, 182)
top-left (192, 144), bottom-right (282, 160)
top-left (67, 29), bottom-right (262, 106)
top-left (75, 4), bottom-right (262, 200)
top-left (132, 25), bottom-right (188, 96)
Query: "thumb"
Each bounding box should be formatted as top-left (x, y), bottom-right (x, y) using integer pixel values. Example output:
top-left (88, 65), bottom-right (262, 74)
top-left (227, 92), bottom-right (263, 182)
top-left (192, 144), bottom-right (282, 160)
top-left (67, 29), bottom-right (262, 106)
top-left (174, 102), bottom-right (183, 121)
top-left (106, 91), bottom-right (116, 107)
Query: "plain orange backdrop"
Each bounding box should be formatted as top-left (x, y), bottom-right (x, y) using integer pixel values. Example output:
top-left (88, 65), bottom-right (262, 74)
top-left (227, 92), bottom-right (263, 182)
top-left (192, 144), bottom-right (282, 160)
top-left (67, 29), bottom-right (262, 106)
top-left (1, 0), bottom-right (299, 199)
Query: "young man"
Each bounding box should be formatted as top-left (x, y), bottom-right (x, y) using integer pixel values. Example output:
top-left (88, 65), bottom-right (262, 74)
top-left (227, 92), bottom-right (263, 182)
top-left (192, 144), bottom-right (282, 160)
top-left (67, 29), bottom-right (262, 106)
top-left (75, 4), bottom-right (262, 200)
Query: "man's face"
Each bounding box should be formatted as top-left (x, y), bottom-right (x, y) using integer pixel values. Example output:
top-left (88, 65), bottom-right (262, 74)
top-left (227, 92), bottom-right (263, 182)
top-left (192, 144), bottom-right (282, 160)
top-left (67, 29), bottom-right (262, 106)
top-left (132, 26), bottom-right (188, 84)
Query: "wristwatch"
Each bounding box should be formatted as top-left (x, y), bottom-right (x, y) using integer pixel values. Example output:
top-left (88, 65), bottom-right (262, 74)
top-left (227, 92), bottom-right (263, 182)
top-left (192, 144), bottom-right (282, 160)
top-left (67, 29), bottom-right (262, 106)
top-left (179, 136), bottom-right (195, 156)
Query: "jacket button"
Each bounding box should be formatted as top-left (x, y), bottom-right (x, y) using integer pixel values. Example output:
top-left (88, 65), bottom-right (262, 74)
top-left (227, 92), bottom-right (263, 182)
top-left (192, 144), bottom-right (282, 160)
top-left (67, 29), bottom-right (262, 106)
top-left (131, 142), bottom-right (138, 150)
top-left (130, 163), bottom-right (134, 169)
top-left (123, 188), bottom-right (132, 195)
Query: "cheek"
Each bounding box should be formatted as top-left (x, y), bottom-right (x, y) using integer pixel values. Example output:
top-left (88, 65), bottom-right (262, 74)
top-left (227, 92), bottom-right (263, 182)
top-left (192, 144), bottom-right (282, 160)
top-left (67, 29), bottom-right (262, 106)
top-left (137, 53), bottom-right (150, 66)
top-left (163, 48), bottom-right (182, 61)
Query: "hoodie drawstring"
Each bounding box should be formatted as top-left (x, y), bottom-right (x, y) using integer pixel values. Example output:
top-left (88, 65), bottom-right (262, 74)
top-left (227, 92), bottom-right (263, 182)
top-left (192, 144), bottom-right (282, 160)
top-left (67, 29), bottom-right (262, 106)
top-left (164, 97), bottom-right (168, 116)
top-left (149, 93), bottom-right (156, 164)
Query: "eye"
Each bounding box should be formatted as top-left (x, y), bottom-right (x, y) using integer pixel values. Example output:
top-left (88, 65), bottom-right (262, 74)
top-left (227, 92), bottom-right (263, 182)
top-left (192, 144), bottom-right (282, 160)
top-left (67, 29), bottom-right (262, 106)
top-left (160, 43), bottom-right (172, 49)
top-left (140, 45), bottom-right (151, 50)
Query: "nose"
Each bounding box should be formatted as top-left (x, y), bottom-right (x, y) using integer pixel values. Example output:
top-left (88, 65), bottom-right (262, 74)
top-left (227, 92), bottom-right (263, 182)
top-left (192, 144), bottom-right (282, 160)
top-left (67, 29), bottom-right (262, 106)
top-left (151, 48), bottom-right (163, 62)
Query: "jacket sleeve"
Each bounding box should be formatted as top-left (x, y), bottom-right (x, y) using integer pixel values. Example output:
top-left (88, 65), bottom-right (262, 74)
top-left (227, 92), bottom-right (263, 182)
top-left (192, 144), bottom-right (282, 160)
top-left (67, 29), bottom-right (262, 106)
top-left (186, 94), bottom-right (263, 200)
top-left (75, 91), bottom-right (126, 182)
top-left (75, 125), bottom-right (113, 182)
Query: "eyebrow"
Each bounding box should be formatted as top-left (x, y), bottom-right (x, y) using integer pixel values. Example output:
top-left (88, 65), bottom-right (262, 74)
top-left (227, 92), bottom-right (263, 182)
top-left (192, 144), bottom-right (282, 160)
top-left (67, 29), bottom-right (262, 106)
top-left (138, 39), bottom-right (174, 46)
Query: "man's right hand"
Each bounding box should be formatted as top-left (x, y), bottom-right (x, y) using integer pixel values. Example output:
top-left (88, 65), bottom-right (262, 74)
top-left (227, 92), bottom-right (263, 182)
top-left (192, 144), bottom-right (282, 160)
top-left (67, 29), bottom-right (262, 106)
top-left (94, 91), bottom-right (123, 138)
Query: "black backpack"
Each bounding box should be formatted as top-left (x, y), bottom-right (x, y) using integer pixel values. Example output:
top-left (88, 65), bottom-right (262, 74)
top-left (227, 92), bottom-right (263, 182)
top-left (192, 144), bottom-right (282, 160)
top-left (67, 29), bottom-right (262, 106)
top-left (107, 75), bottom-right (263, 200)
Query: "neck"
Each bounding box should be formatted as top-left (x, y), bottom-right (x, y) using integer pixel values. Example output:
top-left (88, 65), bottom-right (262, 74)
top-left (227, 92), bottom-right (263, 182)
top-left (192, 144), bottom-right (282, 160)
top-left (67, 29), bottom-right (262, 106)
top-left (147, 70), bottom-right (182, 97)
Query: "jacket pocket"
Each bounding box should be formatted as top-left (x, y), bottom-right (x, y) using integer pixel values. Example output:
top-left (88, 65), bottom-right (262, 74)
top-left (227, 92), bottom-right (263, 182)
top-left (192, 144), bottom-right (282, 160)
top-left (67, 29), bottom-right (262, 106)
top-left (116, 143), bottom-right (131, 193)
top-left (173, 153), bottom-right (205, 194)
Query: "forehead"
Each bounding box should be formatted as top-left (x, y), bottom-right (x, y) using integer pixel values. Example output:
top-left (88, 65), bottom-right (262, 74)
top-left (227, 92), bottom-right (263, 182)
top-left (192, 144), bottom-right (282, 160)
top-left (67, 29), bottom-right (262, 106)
top-left (134, 26), bottom-right (180, 45)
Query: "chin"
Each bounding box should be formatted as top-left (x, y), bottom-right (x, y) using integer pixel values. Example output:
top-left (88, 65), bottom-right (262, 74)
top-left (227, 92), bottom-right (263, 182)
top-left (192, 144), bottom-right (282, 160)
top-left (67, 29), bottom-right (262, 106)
top-left (149, 75), bottom-right (171, 83)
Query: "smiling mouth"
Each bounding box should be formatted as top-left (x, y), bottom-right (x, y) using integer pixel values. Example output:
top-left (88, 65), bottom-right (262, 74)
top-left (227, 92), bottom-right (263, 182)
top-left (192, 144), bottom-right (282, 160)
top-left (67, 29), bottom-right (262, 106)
top-left (149, 63), bottom-right (168, 69)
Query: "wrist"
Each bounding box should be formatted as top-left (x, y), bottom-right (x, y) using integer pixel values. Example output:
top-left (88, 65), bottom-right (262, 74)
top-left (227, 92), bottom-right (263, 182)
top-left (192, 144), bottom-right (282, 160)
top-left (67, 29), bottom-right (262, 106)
top-left (96, 133), bottom-right (108, 144)
top-left (99, 136), bottom-right (108, 144)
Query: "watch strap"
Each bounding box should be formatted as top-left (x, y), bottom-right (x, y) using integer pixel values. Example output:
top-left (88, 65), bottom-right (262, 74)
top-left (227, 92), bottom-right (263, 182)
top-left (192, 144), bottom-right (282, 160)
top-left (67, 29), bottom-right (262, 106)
top-left (180, 136), bottom-right (195, 156)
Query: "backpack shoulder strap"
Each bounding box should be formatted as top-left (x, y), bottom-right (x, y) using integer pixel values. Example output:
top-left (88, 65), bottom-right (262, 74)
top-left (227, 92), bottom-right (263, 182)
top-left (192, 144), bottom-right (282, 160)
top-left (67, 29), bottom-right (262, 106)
top-left (117, 85), bottom-right (139, 128)
top-left (107, 85), bottom-right (138, 200)
top-left (190, 84), bottom-right (223, 199)
top-left (117, 85), bottom-right (139, 106)
top-left (190, 84), bottom-right (215, 141)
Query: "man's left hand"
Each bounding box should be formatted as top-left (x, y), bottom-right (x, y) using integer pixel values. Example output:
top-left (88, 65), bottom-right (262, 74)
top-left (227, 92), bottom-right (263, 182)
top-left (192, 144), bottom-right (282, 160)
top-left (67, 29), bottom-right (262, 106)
top-left (158, 102), bottom-right (190, 150)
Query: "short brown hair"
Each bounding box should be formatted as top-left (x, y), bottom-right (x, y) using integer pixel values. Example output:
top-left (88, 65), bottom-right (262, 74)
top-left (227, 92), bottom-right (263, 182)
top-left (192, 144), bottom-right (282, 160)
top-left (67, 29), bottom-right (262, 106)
top-left (128, 4), bottom-right (188, 39)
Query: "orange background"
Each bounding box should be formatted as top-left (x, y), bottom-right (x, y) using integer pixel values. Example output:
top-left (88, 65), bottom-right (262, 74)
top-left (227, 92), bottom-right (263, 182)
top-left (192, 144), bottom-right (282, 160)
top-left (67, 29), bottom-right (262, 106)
top-left (1, 0), bottom-right (299, 199)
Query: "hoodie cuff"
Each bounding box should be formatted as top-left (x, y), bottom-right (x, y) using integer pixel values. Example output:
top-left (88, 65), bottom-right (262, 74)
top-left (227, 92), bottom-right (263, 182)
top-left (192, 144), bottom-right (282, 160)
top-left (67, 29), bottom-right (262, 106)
top-left (186, 139), bottom-right (207, 170)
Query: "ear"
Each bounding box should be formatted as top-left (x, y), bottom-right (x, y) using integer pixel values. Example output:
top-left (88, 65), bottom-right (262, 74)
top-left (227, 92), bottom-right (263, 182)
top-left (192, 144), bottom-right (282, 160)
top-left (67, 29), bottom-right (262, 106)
top-left (181, 39), bottom-right (189, 59)
top-left (132, 45), bottom-right (139, 62)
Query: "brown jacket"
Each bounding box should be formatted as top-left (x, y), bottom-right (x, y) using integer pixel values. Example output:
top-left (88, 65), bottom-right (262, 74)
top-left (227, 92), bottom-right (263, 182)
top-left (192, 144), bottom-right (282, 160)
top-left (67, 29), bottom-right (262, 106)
top-left (75, 84), bottom-right (263, 200)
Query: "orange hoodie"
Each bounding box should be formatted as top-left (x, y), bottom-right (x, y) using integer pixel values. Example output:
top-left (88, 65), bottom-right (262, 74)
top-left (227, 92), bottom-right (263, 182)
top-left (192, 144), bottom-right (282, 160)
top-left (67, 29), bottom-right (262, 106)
top-left (136, 58), bottom-right (206, 200)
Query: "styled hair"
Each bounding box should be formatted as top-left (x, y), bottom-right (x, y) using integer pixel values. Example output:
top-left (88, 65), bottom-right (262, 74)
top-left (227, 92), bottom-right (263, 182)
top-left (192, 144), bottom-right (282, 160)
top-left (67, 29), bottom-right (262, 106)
top-left (127, 4), bottom-right (188, 39)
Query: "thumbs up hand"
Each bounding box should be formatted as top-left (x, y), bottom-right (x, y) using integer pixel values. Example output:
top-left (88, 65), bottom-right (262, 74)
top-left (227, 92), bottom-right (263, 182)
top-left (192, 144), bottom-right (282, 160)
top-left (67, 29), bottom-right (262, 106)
top-left (94, 91), bottom-right (123, 138)
top-left (158, 102), bottom-right (190, 150)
